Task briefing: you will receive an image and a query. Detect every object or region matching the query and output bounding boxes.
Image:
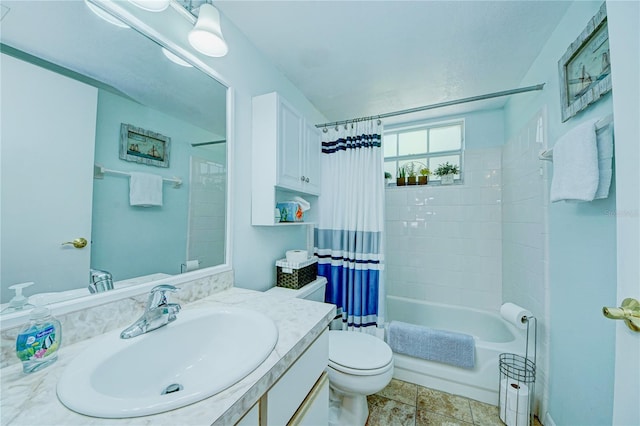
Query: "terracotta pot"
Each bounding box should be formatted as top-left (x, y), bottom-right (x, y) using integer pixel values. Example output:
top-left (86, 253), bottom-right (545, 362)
top-left (418, 176), bottom-right (428, 185)
top-left (407, 176), bottom-right (417, 185)
top-left (396, 177), bottom-right (406, 186)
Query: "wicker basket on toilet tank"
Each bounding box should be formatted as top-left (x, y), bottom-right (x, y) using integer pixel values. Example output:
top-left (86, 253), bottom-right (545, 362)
top-left (276, 257), bottom-right (318, 289)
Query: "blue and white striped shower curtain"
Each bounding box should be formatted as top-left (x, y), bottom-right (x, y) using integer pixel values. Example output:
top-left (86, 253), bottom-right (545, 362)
top-left (315, 119), bottom-right (385, 333)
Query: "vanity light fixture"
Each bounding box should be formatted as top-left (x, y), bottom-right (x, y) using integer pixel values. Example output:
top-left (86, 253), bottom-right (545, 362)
top-left (188, 3), bottom-right (228, 57)
top-left (128, 0), bottom-right (171, 12)
top-left (85, 0), bottom-right (130, 28)
top-left (162, 47), bottom-right (193, 67)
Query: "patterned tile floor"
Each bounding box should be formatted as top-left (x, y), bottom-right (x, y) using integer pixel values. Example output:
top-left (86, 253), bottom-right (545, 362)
top-left (366, 379), bottom-right (542, 426)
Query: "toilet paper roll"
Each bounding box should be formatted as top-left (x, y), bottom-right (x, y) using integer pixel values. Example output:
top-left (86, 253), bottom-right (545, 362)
top-left (286, 250), bottom-right (308, 263)
top-left (184, 260), bottom-right (200, 272)
top-left (499, 378), bottom-right (508, 423)
top-left (500, 302), bottom-right (533, 330)
top-left (506, 405), bottom-right (530, 426)
top-left (499, 379), bottom-right (530, 423)
top-left (506, 381), bottom-right (530, 412)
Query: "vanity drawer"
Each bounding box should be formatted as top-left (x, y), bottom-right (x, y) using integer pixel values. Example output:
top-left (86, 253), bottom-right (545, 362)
top-left (266, 329), bottom-right (328, 425)
top-left (288, 372), bottom-right (329, 426)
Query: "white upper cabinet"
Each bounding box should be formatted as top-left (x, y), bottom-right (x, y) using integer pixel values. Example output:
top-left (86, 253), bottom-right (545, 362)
top-left (302, 120), bottom-right (321, 195)
top-left (275, 95), bottom-right (321, 194)
top-left (252, 92), bottom-right (321, 226)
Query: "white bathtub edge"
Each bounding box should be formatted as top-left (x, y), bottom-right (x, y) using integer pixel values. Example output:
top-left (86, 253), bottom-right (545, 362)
top-left (393, 353), bottom-right (499, 406)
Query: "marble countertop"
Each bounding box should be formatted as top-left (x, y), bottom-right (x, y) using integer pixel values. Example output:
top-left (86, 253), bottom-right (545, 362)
top-left (0, 287), bottom-right (335, 425)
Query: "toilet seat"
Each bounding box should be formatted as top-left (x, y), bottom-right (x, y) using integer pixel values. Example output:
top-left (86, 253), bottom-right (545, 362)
top-left (328, 331), bottom-right (393, 376)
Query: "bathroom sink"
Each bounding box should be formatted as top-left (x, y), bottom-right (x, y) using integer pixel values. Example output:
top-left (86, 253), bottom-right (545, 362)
top-left (56, 307), bottom-right (278, 418)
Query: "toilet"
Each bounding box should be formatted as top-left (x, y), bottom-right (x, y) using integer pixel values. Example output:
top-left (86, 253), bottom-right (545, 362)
top-left (266, 278), bottom-right (394, 426)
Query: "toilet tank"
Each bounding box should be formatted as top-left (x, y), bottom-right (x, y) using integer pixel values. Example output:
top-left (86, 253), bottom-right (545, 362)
top-left (266, 277), bottom-right (327, 302)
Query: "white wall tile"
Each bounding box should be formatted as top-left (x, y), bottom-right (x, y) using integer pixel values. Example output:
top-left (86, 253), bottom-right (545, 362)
top-left (385, 146), bottom-right (502, 309)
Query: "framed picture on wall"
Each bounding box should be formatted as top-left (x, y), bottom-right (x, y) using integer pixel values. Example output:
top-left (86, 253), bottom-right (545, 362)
top-left (119, 123), bottom-right (171, 168)
top-left (558, 2), bottom-right (611, 122)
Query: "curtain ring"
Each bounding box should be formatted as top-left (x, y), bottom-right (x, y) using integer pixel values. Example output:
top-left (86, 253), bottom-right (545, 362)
top-left (335, 125), bottom-right (339, 131)
top-left (322, 127), bottom-right (328, 133)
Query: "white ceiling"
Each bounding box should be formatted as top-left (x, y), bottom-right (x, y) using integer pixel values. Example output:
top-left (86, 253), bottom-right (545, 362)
top-left (217, 0), bottom-right (572, 124)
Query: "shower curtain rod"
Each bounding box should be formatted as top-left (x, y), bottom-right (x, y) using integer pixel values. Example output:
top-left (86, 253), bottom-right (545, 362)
top-left (315, 83), bottom-right (545, 129)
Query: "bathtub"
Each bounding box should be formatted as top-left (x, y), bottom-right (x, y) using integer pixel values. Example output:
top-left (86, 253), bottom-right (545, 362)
top-left (386, 295), bottom-right (526, 405)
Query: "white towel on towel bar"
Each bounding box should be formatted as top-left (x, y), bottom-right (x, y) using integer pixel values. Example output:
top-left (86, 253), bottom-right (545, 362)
top-left (550, 119), bottom-right (599, 203)
top-left (593, 121), bottom-right (614, 199)
top-left (129, 172), bottom-right (163, 207)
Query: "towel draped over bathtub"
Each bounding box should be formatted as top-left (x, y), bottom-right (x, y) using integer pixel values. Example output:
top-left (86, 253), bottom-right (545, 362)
top-left (387, 320), bottom-right (475, 369)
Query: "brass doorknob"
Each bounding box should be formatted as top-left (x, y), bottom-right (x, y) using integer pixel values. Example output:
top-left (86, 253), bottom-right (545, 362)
top-left (61, 238), bottom-right (88, 249)
top-left (603, 298), bottom-right (640, 332)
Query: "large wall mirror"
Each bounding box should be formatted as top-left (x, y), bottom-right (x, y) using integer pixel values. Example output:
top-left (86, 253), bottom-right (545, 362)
top-left (0, 1), bottom-right (230, 310)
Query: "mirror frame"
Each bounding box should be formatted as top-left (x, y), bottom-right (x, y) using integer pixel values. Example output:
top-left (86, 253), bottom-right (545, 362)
top-left (1, 0), bottom-right (234, 329)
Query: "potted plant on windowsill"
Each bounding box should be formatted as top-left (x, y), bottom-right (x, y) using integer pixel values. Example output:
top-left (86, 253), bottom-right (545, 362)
top-left (396, 167), bottom-right (406, 186)
top-left (418, 167), bottom-right (431, 185)
top-left (434, 162), bottom-right (459, 185)
top-left (406, 162), bottom-right (417, 185)
top-left (384, 171), bottom-right (392, 186)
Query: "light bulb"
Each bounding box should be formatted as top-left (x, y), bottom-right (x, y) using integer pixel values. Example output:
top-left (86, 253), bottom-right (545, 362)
top-left (188, 4), bottom-right (228, 57)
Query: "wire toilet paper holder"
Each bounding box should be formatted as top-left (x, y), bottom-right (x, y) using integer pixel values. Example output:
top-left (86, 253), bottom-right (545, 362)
top-left (498, 315), bottom-right (537, 426)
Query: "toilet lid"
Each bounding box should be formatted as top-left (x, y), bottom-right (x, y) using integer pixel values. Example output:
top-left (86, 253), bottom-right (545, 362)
top-left (329, 331), bottom-right (392, 371)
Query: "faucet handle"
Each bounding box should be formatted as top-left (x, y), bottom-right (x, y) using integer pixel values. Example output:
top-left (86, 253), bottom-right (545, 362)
top-left (151, 284), bottom-right (178, 294)
top-left (147, 284), bottom-right (178, 309)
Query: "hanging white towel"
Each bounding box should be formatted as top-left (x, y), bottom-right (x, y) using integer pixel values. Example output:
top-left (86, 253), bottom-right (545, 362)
top-left (593, 121), bottom-right (614, 199)
top-left (129, 172), bottom-right (163, 207)
top-left (550, 119), bottom-right (599, 203)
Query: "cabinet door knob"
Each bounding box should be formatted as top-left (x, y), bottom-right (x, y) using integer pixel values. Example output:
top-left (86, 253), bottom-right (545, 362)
top-left (301, 175), bottom-right (306, 182)
top-left (305, 177), bottom-right (310, 183)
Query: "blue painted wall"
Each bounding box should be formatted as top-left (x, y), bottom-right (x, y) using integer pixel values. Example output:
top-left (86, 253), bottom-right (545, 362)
top-left (91, 89), bottom-right (218, 280)
top-left (504, 2), bottom-right (616, 424)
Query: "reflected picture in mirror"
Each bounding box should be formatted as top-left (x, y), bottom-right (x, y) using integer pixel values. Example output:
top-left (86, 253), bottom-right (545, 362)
top-left (0, 0), bottom-right (229, 307)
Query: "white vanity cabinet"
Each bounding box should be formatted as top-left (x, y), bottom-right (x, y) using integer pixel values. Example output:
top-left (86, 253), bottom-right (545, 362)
top-left (235, 329), bottom-right (329, 425)
top-left (251, 92), bottom-right (321, 226)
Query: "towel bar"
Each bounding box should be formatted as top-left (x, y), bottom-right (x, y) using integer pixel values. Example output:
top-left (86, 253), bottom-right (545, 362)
top-left (93, 163), bottom-right (182, 188)
top-left (538, 114), bottom-right (613, 163)
top-left (538, 149), bottom-right (553, 161)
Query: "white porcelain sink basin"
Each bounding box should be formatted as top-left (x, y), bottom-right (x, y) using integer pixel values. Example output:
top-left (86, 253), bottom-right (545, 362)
top-left (57, 307), bottom-right (278, 418)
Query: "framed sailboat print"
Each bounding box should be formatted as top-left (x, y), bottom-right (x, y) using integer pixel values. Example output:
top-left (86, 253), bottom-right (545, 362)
top-left (119, 123), bottom-right (171, 168)
top-left (558, 3), bottom-right (611, 122)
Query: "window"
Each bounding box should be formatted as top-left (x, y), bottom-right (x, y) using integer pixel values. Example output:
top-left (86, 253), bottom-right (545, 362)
top-left (384, 120), bottom-right (464, 182)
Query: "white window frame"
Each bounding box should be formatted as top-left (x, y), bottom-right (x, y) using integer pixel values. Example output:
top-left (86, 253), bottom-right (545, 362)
top-left (383, 118), bottom-right (465, 185)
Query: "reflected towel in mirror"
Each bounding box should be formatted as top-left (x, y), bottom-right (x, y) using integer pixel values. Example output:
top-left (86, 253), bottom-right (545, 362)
top-left (129, 172), bottom-right (163, 207)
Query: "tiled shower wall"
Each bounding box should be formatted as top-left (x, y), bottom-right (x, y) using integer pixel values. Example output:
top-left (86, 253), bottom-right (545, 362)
top-left (501, 109), bottom-right (550, 418)
top-left (385, 147), bottom-right (503, 311)
top-left (188, 156), bottom-right (227, 268)
top-left (384, 119), bottom-right (550, 417)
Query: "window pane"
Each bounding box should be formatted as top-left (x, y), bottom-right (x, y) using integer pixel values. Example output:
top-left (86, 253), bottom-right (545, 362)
top-left (429, 125), bottom-right (461, 152)
top-left (383, 134), bottom-right (397, 157)
top-left (398, 159), bottom-right (413, 176)
top-left (429, 155), bottom-right (461, 179)
top-left (398, 130), bottom-right (426, 156)
top-left (384, 161), bottom-right (397, 178)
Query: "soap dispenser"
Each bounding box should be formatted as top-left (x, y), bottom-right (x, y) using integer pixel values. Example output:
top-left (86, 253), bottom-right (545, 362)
top-left (15, 306), bottom-right (62, 373)
top-left (3, 282), bottom-right (35, 312)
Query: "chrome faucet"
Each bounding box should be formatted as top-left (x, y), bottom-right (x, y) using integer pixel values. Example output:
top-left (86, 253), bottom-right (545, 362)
top-left (120, 285), bottom-right (181, 339)
top-left (89, 269), bottom-right (114, 294)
